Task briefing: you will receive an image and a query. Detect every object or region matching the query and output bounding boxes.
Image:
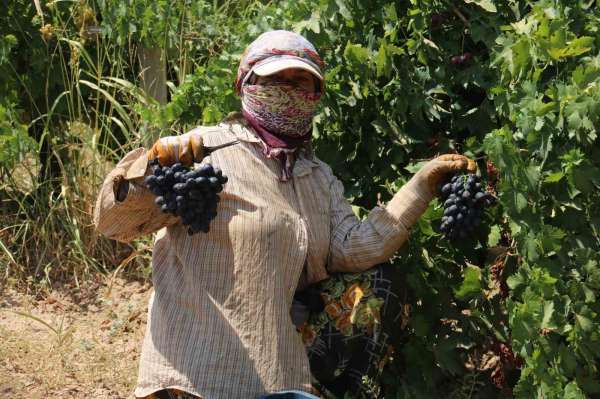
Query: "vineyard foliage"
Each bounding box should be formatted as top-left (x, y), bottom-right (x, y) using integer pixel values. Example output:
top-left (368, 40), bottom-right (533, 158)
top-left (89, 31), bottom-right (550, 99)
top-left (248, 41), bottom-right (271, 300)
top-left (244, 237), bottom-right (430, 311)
top-left (1, 0), bottom-right (600, 398)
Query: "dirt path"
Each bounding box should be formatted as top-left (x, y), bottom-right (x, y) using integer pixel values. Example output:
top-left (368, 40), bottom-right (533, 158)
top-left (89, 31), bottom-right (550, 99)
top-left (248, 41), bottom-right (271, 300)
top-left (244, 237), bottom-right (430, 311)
top-left (0, 278), bottom-right (152, 399)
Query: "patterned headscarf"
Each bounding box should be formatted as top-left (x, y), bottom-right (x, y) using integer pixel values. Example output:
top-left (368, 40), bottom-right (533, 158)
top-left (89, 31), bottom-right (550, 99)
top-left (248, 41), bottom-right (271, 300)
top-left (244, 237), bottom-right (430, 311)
top-left (235, 30), bottom-right (325, 182)
top-left (235, 30), bottom-right (325, 95)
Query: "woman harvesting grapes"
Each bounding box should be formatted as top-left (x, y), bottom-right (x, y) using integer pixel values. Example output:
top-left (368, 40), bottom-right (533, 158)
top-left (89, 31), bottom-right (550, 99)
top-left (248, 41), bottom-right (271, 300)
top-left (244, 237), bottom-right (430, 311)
top-left (94, 30), bottom-right (475, 399)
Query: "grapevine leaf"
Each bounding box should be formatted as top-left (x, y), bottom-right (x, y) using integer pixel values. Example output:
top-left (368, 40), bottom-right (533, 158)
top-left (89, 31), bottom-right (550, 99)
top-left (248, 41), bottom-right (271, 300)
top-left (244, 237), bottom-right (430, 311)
top-left (293, 10), bottom-right (321, 34)
top-left (344, 42), bottom-right (371, 66)
top-left (522, 232), bottom-right (540, 262)
top-left (513, 191), bottom-right (528, 213)
top-left (488, 225), bottom-right (501, 247)
top-left (559, 345), bottom-right (578, 376)
top-left (544, 171), bottom-right (564, 183)
top-left (539, 225), bottom-right (566, 254)
top-left (541, 300), bottom-right (555, 329)
top-left (455, 265), bottom-right (482, 300)
top-left (548, 36), bottom-right (594, 60)
top-left (507, 273), bottom-right (525, 290)
top-left (564, 382), bottom-right (586, 399)
top-left (582, 284), bottom-right (596, 303)
top-left (575, 313), bottom-right (594, 332)
top-left (464, 0), bottom-right (497, 13)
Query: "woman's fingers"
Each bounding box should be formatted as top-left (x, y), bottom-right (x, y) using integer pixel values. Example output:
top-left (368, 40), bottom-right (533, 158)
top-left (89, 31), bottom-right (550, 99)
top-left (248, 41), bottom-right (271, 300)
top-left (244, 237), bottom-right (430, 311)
top-left (436, 154), bottom-right (477, 173)
top-left (437, 154), bottom-right (466, 162)
top-left (466, 159), bottom-right (477, 173)
top-left (190, 134), bottom-right (205, 163)
top-left (178, 136), bottom-right (194, 166)
top-left (146, 137), bottom-right (182, 166)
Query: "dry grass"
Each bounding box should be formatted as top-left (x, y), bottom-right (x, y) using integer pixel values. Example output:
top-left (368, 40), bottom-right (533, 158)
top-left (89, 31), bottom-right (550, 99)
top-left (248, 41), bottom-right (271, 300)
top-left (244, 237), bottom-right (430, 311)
top-left (0, 277), bottom-right (151, 398)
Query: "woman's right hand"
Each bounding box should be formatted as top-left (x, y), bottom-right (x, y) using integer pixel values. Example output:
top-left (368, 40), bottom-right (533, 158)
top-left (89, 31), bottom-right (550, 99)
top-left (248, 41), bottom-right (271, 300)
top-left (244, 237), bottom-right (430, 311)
top-left (147, 133), bottom-right (205, 166)
top-left (410, 154), bottom-right (477, 201)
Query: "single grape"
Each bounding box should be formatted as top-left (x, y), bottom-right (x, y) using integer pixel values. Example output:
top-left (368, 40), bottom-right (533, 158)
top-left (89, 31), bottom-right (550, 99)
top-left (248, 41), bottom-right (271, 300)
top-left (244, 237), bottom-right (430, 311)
top-left (144, 175), bottom-right (158, 186)
top-left (446, 205), bottom-right (458, 215)
top-left (173, 183), bottom-right (187, 194)
top-left (189, 189), bottom-right (204, 200)
top-left (441, 183), bottom-right (452, 198)
top-left (171, 163), bottom-right (183, 172)
top-left (198, 164), bottom-right (214, 176)
top-left (194, 177), bottom-right (208, 188)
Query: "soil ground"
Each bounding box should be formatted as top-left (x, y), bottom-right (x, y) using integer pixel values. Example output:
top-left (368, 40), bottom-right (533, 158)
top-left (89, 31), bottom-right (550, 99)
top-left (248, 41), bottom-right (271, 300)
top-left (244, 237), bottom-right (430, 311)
top-left (0, 277), bottom-right (152, 399)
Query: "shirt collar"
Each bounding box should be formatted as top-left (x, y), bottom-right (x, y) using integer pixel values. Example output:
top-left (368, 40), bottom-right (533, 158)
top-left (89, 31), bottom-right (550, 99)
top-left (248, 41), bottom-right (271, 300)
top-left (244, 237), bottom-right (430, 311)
top-left (218, 113), bottom-right (319, 177)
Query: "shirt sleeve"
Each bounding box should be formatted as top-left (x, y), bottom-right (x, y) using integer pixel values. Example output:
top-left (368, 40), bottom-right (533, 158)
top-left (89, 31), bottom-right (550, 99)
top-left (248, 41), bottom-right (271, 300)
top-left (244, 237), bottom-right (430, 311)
top-left (93, 147), bottom-right (178, 243)
top-left (327, 172), bottom-right (428, 273)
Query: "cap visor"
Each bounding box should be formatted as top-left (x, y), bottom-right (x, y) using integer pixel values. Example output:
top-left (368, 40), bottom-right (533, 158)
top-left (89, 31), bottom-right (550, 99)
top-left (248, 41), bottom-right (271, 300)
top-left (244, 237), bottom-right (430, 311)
top-left (252, 58), bottom-right (323, 80)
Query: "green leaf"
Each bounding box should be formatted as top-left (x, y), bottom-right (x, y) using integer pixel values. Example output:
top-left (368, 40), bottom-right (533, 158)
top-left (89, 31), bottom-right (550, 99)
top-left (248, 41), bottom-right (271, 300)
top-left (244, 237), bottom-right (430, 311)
top-left (0, 34), bottom-right (18, 65)
top-left (564, 381), bottom-right (586, 399)
top-left (513, 191), bottom-right (528, 213)
top-left (507, 273), bottom-right (525, 290)
top-left (293, 10), bottom-right (321, 34)
top-left (539, 225), bottom-right (566, 254)
top-left (575, 313), bottom-right (594, 332)
top-left (464, 0), bottom-right (497, 13)
top-left (344, 42), bottom-right (371, 66)
top-left (582, 284), bottom-right (596, 303)
top-left (455, 265), bottom-right (482, 300)
top-left (548, 36), bottom-right (595, 60)
top-left (541, 300), bottom-right (555, 329)
top-left (544, 171), bottom-right (564, 183)
top-left (523, 232), bottom-right (540, 262)
top-left (488, 225), bottom-right (501, 247)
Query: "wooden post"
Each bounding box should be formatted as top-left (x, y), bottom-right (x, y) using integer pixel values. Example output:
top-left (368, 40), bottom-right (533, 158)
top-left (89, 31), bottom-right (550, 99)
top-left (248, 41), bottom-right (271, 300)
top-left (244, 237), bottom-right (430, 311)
top-left (138, 45), bottom-right (167, 146)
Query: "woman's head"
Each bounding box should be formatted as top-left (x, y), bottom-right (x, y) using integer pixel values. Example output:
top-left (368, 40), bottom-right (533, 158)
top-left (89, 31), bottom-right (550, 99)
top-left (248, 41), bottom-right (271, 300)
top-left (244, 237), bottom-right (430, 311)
top-left (235, 30), bottom-right (325, 95)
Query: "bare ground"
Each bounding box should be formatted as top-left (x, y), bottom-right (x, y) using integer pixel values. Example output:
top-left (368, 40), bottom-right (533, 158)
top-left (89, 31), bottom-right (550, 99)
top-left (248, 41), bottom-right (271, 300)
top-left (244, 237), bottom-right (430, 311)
top-left (0, 277), bottom-right (152, 399)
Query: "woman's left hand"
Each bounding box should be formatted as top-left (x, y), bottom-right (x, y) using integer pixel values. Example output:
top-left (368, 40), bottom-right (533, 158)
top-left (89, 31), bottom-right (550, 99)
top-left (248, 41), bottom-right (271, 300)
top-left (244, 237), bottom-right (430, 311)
top-left (411, 154), bottom-right (477, 200)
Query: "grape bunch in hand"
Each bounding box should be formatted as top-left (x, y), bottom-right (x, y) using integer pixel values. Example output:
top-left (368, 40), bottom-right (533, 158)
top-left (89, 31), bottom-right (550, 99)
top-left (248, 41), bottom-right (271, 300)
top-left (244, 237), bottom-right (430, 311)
top-left (439, 174), bottom-right (495, 240)
top-left (144, 159), bottom-right (228, 235)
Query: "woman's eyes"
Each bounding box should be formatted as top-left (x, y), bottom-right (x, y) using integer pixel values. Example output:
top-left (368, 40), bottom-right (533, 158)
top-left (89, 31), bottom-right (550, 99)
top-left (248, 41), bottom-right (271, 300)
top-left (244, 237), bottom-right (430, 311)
top-left (257, 73), bottom-right (314, 89)
top-left (294, 73), bottom-right (313, 82)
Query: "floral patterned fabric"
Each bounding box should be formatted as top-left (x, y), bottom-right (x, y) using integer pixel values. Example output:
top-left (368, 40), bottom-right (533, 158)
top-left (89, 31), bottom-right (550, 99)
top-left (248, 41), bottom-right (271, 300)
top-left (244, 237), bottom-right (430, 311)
top-left (241, 83), bottom-right (321, 138)
top-left (298, 264), bottom-right (409, 399)
top-left (235, 30), bottom-right (324, 95)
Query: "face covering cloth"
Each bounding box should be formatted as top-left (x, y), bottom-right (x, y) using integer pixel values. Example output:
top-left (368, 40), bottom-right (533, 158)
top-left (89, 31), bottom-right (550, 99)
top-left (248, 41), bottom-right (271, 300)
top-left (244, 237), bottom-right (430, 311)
top-left (241, 83), bottom-right (321, 181)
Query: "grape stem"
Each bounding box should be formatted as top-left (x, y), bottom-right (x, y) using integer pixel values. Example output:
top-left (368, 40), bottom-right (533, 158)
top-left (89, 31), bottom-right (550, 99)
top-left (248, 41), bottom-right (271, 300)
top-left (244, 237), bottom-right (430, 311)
top-left (204, 140), bottom-right (240, 154)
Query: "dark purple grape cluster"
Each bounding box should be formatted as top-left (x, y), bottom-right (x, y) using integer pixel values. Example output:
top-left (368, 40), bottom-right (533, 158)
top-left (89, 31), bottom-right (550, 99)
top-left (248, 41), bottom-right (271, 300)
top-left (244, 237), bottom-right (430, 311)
top-left (144, 159), bottom-right (228, 235)
top-left (439, 174), bottom-right (494, 239)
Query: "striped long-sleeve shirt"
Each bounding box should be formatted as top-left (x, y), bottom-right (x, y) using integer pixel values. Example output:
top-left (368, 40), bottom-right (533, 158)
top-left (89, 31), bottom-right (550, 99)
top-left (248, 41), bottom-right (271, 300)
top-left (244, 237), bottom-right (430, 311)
top-left (93, 114), bottom-right (428, 399)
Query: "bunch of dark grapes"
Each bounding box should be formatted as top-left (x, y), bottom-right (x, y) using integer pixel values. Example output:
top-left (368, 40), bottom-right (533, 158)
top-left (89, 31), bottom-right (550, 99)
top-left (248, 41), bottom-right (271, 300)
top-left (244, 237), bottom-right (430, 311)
top-left (439, 173), bottom-right (495, 239)
top-left (144, 159), bottom-right (228, 235)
